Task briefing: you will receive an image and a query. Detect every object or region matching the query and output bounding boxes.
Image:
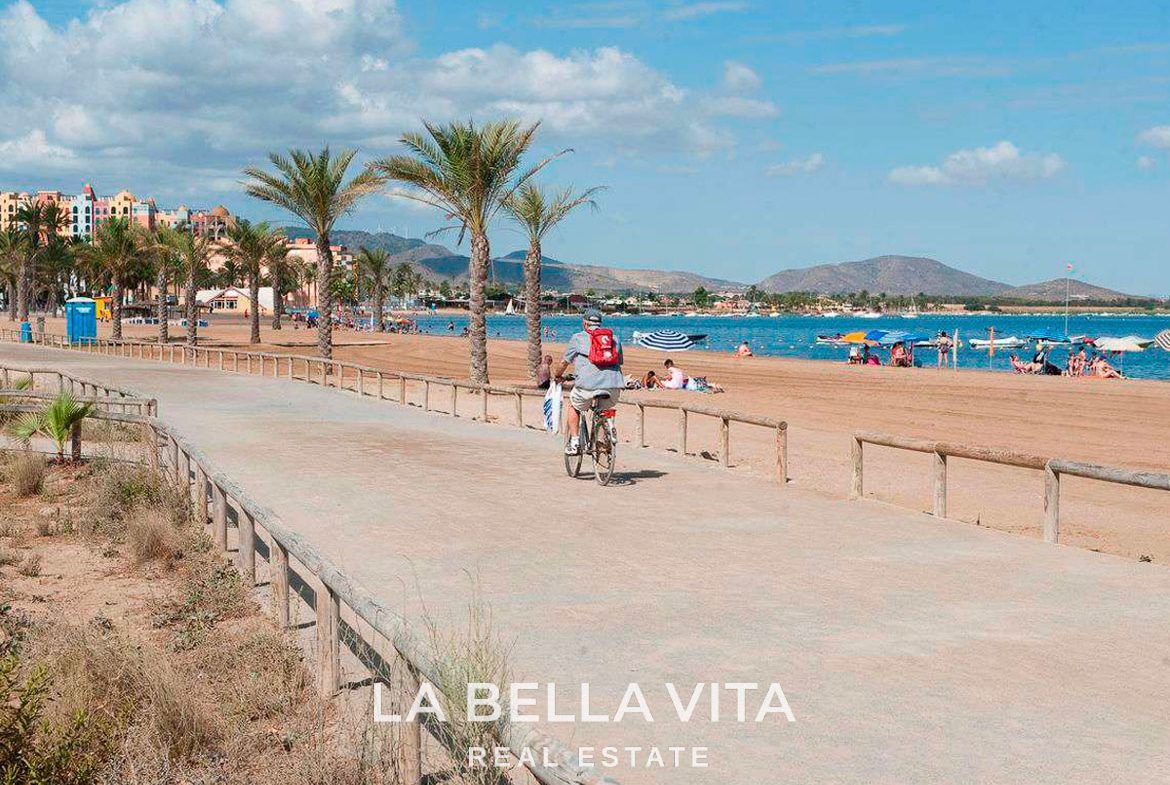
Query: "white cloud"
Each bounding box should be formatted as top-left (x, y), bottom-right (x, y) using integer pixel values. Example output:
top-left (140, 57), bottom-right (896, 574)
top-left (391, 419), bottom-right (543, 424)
top-left (0, 130), bottom-right (76, 170)
top-left (663, 2), bottom-right (748, 22)
top-left (722, 61), bottom-right (761, 92)
top-left (1137, 126), bottom-right (1170, 149)
top-left (889, 141), bottom-right (1065, 186)
top-left (765, 153), bottom-right (824, 176)
top-left (1137, 155), bottom-right (1157, 170)
top-left (0, 0), bottom-right (749, 200)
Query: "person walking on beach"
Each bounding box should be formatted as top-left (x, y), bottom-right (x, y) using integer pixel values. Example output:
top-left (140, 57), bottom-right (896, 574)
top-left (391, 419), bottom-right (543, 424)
top-left (554, 309), bottom-right (624, 455)
top-left (936, 331), bottom-right (953, 369)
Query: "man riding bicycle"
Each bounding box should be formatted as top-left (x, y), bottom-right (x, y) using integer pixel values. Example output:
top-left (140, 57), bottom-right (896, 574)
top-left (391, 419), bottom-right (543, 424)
top-left (555, 308), bottom-right (624, 455)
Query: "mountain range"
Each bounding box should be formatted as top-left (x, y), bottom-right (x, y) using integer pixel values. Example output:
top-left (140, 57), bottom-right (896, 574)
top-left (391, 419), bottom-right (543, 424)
top-left (292, 229), bottom-right (1144, 302)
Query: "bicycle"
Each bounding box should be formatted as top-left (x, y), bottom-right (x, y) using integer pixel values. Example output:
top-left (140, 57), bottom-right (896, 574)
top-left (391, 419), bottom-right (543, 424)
top-left (563, 393), bottom-right (618, 485)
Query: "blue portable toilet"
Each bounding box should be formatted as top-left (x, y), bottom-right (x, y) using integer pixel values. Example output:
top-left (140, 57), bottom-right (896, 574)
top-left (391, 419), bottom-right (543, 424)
top-left (66, 297), bottom-right (97, 344)
top-left (19, 321), bottom-right (31, 343)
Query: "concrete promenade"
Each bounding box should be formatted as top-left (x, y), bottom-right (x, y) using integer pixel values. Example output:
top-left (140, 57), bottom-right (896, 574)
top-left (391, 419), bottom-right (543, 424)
top-left (3, 342), bottom-right (1168, 784)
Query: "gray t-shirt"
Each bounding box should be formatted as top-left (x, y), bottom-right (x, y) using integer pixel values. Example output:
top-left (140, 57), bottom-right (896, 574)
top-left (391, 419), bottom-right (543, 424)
top-left (564, 330), bottom-right (625, 390)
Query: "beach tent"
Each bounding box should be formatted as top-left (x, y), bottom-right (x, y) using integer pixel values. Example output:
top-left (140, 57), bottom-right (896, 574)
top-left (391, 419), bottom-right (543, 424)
top-left (1155, 329), bottom-right (1170, 352)
top-left (635, 329), bottom-right (695, 352)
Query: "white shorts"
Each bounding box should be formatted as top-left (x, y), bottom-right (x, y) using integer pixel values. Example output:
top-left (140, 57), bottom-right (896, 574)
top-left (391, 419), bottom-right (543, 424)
top-left (570, 386), bottom-right (622, 412)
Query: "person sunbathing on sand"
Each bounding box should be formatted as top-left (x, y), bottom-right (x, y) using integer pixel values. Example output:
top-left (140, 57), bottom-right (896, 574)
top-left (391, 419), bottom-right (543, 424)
top-left (1090, 354), bottom-right (1124, 379)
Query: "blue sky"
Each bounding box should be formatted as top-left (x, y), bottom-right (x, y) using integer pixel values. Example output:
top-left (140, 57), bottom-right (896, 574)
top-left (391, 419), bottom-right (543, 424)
top-left (3, 0), bottom-right (1169, 293)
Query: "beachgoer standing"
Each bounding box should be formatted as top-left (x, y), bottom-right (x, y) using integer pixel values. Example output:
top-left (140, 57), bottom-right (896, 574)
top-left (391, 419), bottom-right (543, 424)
top-left (554, 309), bottom-right (624, 455)
top-left (936, 331), bottom-right (953, 369)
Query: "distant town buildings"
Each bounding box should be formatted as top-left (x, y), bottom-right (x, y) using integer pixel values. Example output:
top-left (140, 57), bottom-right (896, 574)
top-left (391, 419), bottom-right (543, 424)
top-left (0, 183), bottom-right (235, 240)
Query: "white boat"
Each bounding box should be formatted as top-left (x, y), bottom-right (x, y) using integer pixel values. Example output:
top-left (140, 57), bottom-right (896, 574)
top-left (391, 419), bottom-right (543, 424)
top-left (968, 336), bottom-right (1026, 349)
top-left (856, 311), bottom-right (883, 319)
top-left (821, 311), bottom-right (840, 318)
top-left (902, 298), bottom-right (920, 318)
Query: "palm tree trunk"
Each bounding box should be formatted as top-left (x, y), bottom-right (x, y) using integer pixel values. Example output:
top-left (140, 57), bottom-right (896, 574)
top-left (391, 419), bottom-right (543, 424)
top-left (374, 281), bottom-right (384, 332)
top-left (16, 258), bottom-right (29, 323)
top-left (5, 282), bottom-right (15, 321)
top-left (249, 270), bottom-right (261, 344)
top-left (271, 267), bottom-right (283, 330)
top-left (523, 240), bottom-right (543, 380)
top-left (468, 232), bottom-right (490, 384)
top-left (185, 273), bottom-right (198, 345)
top-left (111, 277), bottom-right (123, 340)
top-left (316, 237), bottom-right (334, 359)
top-left (156, 269), bottom-right (169, 343)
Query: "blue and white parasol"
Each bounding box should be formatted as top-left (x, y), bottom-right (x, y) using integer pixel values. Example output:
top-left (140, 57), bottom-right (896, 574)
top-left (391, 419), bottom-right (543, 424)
top-left (634, 329), bottom-right (696, 352)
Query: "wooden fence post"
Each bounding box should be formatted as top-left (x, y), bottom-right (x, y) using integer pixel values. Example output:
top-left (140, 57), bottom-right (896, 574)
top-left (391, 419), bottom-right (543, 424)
top-left (271, 540), bottom-right (290, 627)
top-left (677, 409), bottom-right (688, 456)
top-left (196, 468), bottom-right (210, 526)
top-left (514, 391), bottom-right (523, 427)
top-left (316, 579), bottom-right (341, 696)
top-left (480, 387), bottom-right (489, 422)
top-left (636, 402), bottom-right (646, 447)
top-left (377, 372), bottom-right (384, 399)
top-left (719, 416), bottom-right (730, 467)
top-left (1043, 464), bottom-right (1060, 544)
top-left (776, 424), bottom-right (788, 486)
top-left (451, 384), bottom-right (458, 416)
top-left (399, 375), bottom-right (407, 404)
top-left (212, 484), bottom-right (228, 552)
top-left (850, 437), bottom-right (863, 499)
top-left (358, 370), bottom-right (364, 396)
top-left (145, 425), bottom-right (159, 472)
top-left (319, 360), bottom-right (326, 387)
top-left (396, 666), bottom-right (424, 784)
top-left (237, 507), bottom-right (256, 584)
top-left (932, 452), bottom-right (948, 518)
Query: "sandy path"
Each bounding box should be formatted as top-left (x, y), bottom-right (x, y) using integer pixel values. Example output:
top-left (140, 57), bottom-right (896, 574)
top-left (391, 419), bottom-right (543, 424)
top-left (52, 315), bottom-right (1170, 562)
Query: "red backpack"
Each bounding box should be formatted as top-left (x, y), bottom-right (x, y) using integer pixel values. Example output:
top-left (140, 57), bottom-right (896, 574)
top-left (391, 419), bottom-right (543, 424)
top-left (586, 328), bottom-right (619, 367)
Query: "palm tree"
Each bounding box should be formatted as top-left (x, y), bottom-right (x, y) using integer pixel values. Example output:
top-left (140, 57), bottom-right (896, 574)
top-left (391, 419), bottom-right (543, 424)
top-left (14, 199), bottom-right (69, 322)
top-left (9, 391), bottom-right (94, 462)
top-left (505, 182), bottom-right (603, 379)
top-left (79, 218), bottom-right (144, 340)
top-left (266, 246), bottom-right (299, 331)
top-left (152, 227), bottom-right (182, 343)
top-left (371, 120), bottom-right (564, 384)
top-left (0, 227), bottom-right (26, 321)
top-left (215, 258), bottom-right (245, 289)
top-left (223, 220), bottom-right (283, 344)
top-left (242, 147), bottom-right (384, 358)
top-left (356, 248), bottom-right (392, 331)
top-left (161, 224), bottom-right (215, 346)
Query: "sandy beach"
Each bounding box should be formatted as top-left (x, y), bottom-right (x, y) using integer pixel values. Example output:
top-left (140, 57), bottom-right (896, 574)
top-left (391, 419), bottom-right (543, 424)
top-left (33, 314), bottom-right (1170, 562)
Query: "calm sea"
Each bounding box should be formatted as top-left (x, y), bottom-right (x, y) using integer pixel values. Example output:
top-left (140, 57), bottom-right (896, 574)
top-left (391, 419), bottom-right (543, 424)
top-left (408, 312), bottom-right (1170, 381)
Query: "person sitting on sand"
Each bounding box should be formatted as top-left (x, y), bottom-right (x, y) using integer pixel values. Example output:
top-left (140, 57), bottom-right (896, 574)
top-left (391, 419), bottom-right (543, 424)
top-left (890, 341), bottom-right (911, 368)
top-left (536, 355), bottom-right (553, 390)
top-left (642, 369), bottom-right (662, 389)
top-left (863, 346), bottom-right (881, 366)
top-left (734, 341), bottom-right (753, 358)
top-left (1090, 354), bottom-right (1124, 379)
top-left (661, 359), bottom-right (688, 389)
top-left (848, 346), bottom-right (862, 365)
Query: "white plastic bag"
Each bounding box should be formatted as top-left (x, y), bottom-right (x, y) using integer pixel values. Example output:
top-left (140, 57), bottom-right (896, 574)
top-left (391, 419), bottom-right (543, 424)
top-left (543, 382), bottom-right (563, 433)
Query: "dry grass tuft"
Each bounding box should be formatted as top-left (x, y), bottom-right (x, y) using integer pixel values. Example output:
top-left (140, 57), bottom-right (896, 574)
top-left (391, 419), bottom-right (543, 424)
top-left (7, 452), bottom-right (47, 497)
top-left (85, 463), bottom-right (191, 539)
top-left (18, 553), bottom-right (42, 577)
top-left (126, 507), bottom-right (182, 564)
top-left (0, 547), bottom-right (19, 567)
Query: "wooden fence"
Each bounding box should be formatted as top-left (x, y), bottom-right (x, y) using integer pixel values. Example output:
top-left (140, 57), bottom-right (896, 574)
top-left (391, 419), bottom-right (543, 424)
top-left (1, 329), bottom-right (788, 484)
top-left (0, 376), bottom-right (618, 785)
top-left (850, 430), bottom-right (1170, 544)
top-left (1, 359), bottom-right (158, 415)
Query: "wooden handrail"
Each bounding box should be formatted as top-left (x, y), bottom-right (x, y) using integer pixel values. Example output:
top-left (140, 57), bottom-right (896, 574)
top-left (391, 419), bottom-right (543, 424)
top-left (851, 430), bottom-right (1170, 546)
top-left (6, 331), bottom-right (789, 484)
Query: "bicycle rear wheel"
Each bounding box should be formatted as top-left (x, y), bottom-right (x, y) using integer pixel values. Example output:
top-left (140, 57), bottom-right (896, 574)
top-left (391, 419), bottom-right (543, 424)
top-left (564, 417), bottom-right (583, 477)
top-left (591, 417), bottom-right (616, 485)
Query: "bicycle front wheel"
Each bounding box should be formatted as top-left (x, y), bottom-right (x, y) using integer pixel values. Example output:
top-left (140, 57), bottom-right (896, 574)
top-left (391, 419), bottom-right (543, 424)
top-left (591, 417), bottom-right (616, 486)
top-left (564, 418), bottom-right (583, 478)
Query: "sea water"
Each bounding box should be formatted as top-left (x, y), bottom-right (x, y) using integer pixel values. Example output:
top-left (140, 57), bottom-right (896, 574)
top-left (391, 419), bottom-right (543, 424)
top-left (410, 312), bottom-right (1170, 381)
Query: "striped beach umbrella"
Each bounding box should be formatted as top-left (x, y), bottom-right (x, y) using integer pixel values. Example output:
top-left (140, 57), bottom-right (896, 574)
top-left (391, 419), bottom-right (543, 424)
top-left (635, 329), bottom-right (695, 352)
top-left (1155, 329), bottom-right (1170, 352)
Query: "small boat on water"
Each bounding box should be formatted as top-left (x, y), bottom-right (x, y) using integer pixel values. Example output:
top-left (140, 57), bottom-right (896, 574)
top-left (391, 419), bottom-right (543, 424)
top-left (855, 311), bottom-right (883, 319)
top-left (504, 299), bottom-right (516, 315)
top-left (968, 336), bottom-right (1026, 349)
